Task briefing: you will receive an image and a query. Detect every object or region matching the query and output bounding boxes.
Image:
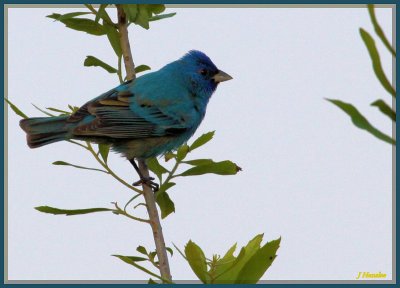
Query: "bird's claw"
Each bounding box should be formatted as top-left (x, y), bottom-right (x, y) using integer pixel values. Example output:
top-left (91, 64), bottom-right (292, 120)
top-left (133, 177), bottom-right (159, 192)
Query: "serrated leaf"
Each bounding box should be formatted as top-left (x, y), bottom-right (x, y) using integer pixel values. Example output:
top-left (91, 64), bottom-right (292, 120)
top-left (177, 144), bottom-right (189, 161)
top-left (103, 21), bottom-right (122, 57)
top-left (149, 12), bottom-right (176, 22)
top-left (216, 234), bottom-right (264, 283)
top-left (52, 160), bottom-right (108, 173)
top-left (367, 4), bottom-right (396, 57)
top-left (98, 144), bottom-right (110, 163)
top-left (136, 246), bottom-right (148, 255)
top-left (135, 64), bottom-right (151, 74)
top-left (47, 12), bottom-right (91, 21)
top-left (4, 98), bottom-right (28, 119)
top-left (184, 159), bottom-right (214, 166)
top-left (371, 99), bottom-right (396, 121)
top-left (84, 56), bottom-right (117, 73)
top-left (147, 157), bottom-right (168, 179)
top-left (35, 206), bottom-right (112, 216)
top-left (180, 160), bottom-right (241, 177)
top-left (47, 14), bottom-right (106, 36)
top-left (213, 243), bottom-right (237, 279)
top-left (327, 99), bottom-right (395, 145)
top-left (235, 237), bottom-right (281, 284)
top-left (185, 240), bottom-right (209, 283)
top-left (359, 28), bottom-right (395, 97)
top-left (190, 131), bottom-right (215, 151)
top-left (155, 188), bottom-right (175, 219)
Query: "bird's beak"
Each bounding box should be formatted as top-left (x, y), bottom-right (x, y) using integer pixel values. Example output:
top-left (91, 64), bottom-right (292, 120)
top-left (212, 70), bottom-right (233, 83)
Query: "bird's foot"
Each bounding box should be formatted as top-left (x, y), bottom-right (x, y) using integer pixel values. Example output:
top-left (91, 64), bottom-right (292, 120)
top-left (133, 177), bottom-right (159, 192)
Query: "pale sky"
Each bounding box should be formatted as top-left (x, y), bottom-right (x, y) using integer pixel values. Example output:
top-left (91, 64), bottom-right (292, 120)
top-left (7, 6), bottom-right (394, 282)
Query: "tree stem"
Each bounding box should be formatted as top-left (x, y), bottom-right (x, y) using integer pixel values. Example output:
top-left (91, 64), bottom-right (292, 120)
top-left (116, 5), bottom-right (172, 282)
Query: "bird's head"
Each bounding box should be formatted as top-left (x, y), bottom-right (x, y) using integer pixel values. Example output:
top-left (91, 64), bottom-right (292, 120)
top-left (178, 50), bottom-right (232, 96)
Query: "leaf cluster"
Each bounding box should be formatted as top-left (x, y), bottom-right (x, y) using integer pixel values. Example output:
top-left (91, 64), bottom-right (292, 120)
top-left (327, 4), bottom-right (395, 145)
top-left (175, 234), bottom-right (280, 284)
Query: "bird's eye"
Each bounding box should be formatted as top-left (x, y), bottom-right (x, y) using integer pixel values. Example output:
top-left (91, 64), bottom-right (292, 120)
top-left (199, 69), bottom-right (208, 76)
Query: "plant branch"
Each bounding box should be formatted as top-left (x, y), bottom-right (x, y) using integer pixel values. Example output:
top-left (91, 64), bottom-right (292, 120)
top-left (116, 5), bottom-right (136, 81)
top-left (86, 142), bottom-right (143, 193)
top-left (116, 4), bottom-right (172, 282)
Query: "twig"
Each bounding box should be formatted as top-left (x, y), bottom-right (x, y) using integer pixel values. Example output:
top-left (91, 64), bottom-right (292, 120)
top-left (116, 4), bottom-right (172, 282)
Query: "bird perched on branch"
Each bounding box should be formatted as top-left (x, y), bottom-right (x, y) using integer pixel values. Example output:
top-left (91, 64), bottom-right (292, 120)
top-left (20, 50), bottom-right (232, 190)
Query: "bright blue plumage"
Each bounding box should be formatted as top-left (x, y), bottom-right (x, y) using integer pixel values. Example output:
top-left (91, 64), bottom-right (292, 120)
top-left (20, 50), bottom-right (232, 160)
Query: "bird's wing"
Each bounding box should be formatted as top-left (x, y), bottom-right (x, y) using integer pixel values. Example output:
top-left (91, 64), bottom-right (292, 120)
top-left (68, 87), bottom-right (187, 139)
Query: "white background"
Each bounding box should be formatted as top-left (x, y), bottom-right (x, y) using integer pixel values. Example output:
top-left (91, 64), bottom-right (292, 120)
top-left (7, 6), bottom-right (393, 281)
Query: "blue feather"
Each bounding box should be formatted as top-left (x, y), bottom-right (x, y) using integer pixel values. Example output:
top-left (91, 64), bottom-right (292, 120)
top-left (20, 50), bottom-right (232, 159)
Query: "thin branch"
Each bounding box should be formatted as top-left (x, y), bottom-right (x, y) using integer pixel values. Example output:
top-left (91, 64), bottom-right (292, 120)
top-left (116, 4), bottom-right (172, 282)
top-left (86, 142), bottom-right (143, 194)
top-left (116, 5), bottom-right (136, 81)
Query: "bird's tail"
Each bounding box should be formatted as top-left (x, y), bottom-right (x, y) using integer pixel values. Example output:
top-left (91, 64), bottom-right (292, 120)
top-left (19, 116), bottom-right (71, 148)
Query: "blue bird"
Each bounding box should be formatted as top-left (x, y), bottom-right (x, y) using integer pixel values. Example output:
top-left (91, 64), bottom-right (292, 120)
top-left (20, 50), bottom-right (232, 190)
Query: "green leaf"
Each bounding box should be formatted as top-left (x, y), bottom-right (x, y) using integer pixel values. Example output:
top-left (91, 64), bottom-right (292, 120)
top-left (52, 160), bottom-right (108, 173)
top-left (5, 98), bottom-right (28, 119)
top-left (135, 64), bottom-right (151, 74)
top-left (146, 4), bottom-right (166, 14)
top-left (367, 4), bottom-right (396, 57)
top-left (371, 99), bottom-right (396, 121)
top-left (147, 157), bottom-right (169, 179)
top-left (180, 160), bottom-right (241, 177)
top-left (148, 251), bottom-right (157, 262)
top-left (149, 12), bottom-right (176, 22)
top-left (123, 256), bottom-right (147, 262)
top-left (68, 104), bottom-right (79, 113)
top-left (235, 237), bottom-right (281, 284)
top-left (213, 243), bottom-right (238, 278)
top-left (183, 159), bottom-right (214, 166)
top-left (135, 5), bottom-right (151, 29)
top-left (216, 234), bottom-right (264, 283)
top-left (136, 246), bottom-right (148, 255)
top-left (47, 12), bottom-right (91, 21)
top-left (122, 4), bottom-right (138, 23)
top-left (148, 279), bottom-right (158, 284)
top-left (359, 28), bottom-right (395, 97)
top-left (185, 240), bottom-right (209, 283)
top-left (155, 189), bottom-right (175, 219)
top-left (190, 131), bottom-right (215, 151)
top-left (32, 104), bottom-right (55, 117)
top-left (95, 4), bottom-right (108, 23)
top-left (47, 13), bottom-right (106, 36)
top-left (103, 21), bottom-right (122, 57)
top-left (84, 56), bottom-right (118, 73)
top-left (46, 107), bottom-right (71, 115)
top-left (177, 144), bottom-right (189, 161)
top-left (164, 152), bottom-right (175, 162)
top-left (98, 144), bottom-right (110, 163)
top-left (35, 206), bottom-right (112, 216)
top-left (113, 255), bottom-right (164, 281)
top-left (327, 99), bottom-right (395, 145)
top-left (166, 247), bottom-right (174, 257)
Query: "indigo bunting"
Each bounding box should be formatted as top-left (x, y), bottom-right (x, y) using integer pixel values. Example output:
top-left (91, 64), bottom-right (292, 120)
top-left (20, 50), bottom-right (232, 189)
